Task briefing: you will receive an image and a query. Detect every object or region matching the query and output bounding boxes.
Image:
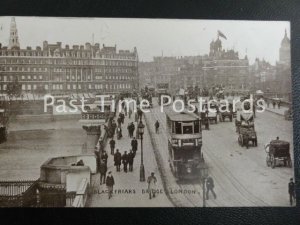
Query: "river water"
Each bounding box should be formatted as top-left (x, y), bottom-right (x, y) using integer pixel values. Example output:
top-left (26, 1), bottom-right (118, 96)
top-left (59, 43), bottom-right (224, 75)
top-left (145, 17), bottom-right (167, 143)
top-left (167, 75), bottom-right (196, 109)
top-left (0, 118), bottom-right (86, 180)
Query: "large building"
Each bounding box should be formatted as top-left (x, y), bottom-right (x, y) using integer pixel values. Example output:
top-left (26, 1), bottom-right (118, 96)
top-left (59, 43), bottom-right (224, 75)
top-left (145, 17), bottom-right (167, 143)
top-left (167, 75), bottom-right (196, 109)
top-left (0, 17), bottom-right (139, 95)
top-left (139, 35), bottom-right (250, 94)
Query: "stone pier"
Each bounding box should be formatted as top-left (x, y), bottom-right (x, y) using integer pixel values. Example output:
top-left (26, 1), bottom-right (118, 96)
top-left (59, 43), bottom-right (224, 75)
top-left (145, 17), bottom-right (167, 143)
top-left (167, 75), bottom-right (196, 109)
top-left (82, 125), bottom-right (101, 154)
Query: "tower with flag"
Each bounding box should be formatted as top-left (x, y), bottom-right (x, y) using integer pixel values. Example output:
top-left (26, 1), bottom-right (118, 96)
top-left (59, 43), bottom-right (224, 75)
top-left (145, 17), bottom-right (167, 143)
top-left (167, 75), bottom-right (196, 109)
top-left (217, 30), bottom-right (227, 40)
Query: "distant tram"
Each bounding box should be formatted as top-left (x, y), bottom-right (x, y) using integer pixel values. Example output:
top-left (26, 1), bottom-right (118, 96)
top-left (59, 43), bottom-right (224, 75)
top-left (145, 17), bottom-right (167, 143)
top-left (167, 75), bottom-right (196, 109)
top-left (166, 109), bottom-right (203, 180)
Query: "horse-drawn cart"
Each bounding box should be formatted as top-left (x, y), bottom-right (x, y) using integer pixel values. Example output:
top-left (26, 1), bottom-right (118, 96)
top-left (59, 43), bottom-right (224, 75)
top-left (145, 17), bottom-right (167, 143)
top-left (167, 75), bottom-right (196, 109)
top-left (265, 140), bottom-right (292, 168)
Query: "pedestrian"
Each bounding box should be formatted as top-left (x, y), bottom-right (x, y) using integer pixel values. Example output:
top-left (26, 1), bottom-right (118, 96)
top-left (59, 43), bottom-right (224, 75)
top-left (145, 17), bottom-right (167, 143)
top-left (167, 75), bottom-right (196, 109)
top-left (135, 112), bottom-right (138, 122)
top-left (119, 112), bottom-right (125, 124)
top-left (155, 120), bottom-right (160, 134)
top-left (127, 123), bottom-right (131, 137)
top-left (124, 105), bottom-right (127, 116)
top-left (109, 138), bottom-right (116, 155)
top-left (137, 108), bottom-right (143, 121)
top-left (114, 149), bottom-right (122, 172)
top-left (111, 120), bottom-right (117, 137)
top-left (122, 151), bottom-right (129, 173)
top-left (94, 148), bottom-right (101, 172)
top-left (266, 99), bottom-right (269, 108)
top-left (147, 172), bottom-right (157, 199)
top-left (128, 150), bottom-right (135, 172)
top-left (129, 107), bottom-right (132, 119)
top-left (278, 100), bottom-right (281, 109)
top-left (288, 178), bottom-right (296, 206)
top-left (129, 122), bottom-right (135, 138)
top-left (272, 101), bottom-right (276, 109)
top-left (101, 151), bottom-right (108, 166)
top-left (117, 126), bottom-right (122, 140)
top-left (131, 137), bottom-right (138, 156)
top-left (206, 176), bottom-right (217, 200)
top-left (106, 171), bottom-right (115, 199)
top-left (99, 160), bottom-right (107, 185)
top-left (117, 116), bottom-right (122, 127)
top-left (98, 137), bottom-right (104, 152)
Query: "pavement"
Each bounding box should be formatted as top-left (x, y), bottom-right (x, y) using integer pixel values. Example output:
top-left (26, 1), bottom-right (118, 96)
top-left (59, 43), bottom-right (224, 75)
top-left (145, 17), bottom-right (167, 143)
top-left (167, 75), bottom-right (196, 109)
top-left (265, 105), bottom-right (288, 116)
top-left (86, 103), bottom-right (172, 207)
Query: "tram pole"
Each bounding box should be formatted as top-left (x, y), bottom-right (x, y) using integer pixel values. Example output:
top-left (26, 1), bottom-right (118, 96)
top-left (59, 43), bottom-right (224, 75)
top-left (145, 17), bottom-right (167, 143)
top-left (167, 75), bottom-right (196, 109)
top-left (138, 120), bottom-right (145, 182)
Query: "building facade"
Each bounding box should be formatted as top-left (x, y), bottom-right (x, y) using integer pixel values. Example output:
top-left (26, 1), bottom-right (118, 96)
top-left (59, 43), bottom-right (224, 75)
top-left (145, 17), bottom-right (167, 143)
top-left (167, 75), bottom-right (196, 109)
top-left (0, 17), bottom-right (139, 95)
top-left (139, 36), bottom-right (250, 94)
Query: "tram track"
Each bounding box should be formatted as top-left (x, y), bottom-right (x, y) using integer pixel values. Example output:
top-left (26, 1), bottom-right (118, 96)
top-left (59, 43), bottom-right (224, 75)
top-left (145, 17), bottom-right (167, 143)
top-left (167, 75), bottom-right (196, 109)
top-left (148, 99), bottom-right (269, 206)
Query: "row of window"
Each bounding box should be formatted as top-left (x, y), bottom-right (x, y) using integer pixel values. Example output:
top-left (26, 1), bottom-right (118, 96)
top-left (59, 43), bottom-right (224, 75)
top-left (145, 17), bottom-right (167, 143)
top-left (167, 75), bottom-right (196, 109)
top-left (94, 75), bottom-right (134, 80)
top-left (0, 83), bottom-right (132, 91)
top-left (95, 68), bottom-right (133, 73)
top-left (1, 66), bottom-right (134, 73)
top-left (2, 67), bottom-right (47, 72)
top-left (1, 58), bottom-right (136, 66)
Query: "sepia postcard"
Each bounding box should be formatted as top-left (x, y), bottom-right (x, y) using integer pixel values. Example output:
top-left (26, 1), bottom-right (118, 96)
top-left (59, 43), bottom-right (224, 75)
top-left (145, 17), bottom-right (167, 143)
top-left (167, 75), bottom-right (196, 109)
top-left (0, 17), bottom-right (295, 207)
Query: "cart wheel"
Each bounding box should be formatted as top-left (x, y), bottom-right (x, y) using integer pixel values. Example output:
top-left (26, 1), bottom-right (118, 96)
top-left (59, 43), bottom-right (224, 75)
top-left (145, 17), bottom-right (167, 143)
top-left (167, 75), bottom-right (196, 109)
top-left (266, 157), bottom-right (271, 167)
top-left (271, 155), bottom-right (275, 169)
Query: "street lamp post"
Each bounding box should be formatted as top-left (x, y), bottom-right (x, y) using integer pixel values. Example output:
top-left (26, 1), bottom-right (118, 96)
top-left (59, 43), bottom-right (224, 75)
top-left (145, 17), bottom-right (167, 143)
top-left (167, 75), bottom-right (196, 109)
top-left (138, 120), bottom-right (145, 182)
top-left (200, 163), bottom-right (209, 207)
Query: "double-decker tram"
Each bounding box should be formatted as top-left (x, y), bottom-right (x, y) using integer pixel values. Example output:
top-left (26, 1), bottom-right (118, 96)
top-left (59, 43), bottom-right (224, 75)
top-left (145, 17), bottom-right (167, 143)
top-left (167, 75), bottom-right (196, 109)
top-left (166, 109), bottom-right (203, 180)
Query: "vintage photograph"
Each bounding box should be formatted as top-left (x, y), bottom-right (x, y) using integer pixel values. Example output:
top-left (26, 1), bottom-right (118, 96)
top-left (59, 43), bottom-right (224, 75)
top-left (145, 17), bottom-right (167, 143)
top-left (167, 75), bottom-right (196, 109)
top-left (0, 17), bottom-right (294, 207)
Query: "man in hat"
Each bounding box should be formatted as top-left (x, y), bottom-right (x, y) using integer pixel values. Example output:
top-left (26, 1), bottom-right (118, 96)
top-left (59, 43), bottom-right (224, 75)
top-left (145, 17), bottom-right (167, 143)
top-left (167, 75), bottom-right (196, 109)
top-left (122, 151), bottom-right (129, 173)
top-left (109, 138), bottom-right (116, 155)
top-left (131, 137), bottom-right (138, 157)
top-left (99, 160), bottom-right (107, 185)
top-left (114, 149), bottom-right (122, 172)
top-left (288, 178), bottom-right (296, 206)
top-left (206, 175), bottom-right (217, 200)
top-left (147, 172), bottom-right (157, 199)
top-left (101, 151), bottom-right (108, 166)
top-left (106, 171), bottom-right (115, 199)
top-left (128, 150), bottom-right (135, 172)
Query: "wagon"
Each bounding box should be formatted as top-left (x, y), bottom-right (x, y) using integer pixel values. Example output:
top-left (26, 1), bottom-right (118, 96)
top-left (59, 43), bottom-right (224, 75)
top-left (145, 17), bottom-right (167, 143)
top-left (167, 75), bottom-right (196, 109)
top-left (265, 140), bottom-right (291, 168)
top-left (219, 104), bottom-right (233, 122)
top-left (238, 126), bottom-right (257, 148)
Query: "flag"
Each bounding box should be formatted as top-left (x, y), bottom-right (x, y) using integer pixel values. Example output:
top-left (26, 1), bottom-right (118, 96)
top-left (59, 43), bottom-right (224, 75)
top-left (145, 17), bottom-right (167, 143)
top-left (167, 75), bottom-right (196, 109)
top-left (218, 30), bottom-right (227, 40)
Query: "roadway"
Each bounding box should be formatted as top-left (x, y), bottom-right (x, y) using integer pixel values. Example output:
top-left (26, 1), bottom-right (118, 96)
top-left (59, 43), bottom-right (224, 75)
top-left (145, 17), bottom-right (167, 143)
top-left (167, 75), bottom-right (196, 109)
top-left (145, 97), bottom-right (293, 206)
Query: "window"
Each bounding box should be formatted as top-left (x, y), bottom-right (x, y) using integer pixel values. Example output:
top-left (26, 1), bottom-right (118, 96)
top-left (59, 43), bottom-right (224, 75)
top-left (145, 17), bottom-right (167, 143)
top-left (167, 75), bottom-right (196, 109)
top-left (27, 84), bottom-right (31, 90)
top-left (175, 122), bottom-right (182, 134)
top-left (182, 125), bottom-right (193, 134)
top-left (22, 84), bottom-right (25, 90)
top-left (45, 85), bottom-right (48, 90)
top-left (39, 75), bottom-right (43, 80)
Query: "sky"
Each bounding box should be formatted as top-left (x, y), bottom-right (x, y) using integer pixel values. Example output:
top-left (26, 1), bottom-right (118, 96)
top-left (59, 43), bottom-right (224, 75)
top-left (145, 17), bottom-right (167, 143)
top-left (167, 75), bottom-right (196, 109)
top-left (0, 16), bottom-right (290, 65)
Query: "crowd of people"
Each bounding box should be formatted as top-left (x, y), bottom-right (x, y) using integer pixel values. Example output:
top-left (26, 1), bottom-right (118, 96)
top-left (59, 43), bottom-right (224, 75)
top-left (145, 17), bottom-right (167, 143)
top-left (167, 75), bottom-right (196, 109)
top-left (94, 99), bottom-right (158, 200)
